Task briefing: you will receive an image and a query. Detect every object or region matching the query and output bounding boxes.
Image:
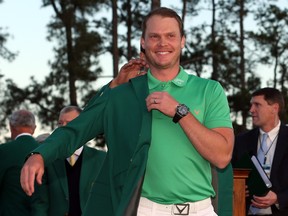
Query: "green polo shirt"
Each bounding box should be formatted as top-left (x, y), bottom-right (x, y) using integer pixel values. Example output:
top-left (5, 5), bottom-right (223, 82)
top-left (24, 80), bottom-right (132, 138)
top-left (141, 67), bottom-right (232, 204)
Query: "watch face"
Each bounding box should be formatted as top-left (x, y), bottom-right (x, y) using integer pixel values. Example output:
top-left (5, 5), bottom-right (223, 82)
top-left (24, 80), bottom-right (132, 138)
top-left (178, 105), bottom-right (189, 115)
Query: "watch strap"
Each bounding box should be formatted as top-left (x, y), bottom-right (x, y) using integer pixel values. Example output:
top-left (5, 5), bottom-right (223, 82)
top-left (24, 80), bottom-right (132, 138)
top-left (173, 114), bottom-right (182, 123)
top-left (172, 104), bottom-right (189, 123)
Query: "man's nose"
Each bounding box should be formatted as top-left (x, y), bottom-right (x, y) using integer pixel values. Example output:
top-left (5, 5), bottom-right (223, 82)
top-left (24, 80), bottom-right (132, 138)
top-left (249, 105), bottom-right (254, 114)
top-left (158, 36), bottom-right (167, 46)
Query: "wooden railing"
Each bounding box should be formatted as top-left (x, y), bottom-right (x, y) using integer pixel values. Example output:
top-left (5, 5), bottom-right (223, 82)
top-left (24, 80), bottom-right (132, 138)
top-left (233, 169), bottom-right (250, 216)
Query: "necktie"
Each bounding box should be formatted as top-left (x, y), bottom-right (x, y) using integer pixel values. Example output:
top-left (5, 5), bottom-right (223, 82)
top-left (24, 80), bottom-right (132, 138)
top-left (250, 133), bottom-right (270, 215)
top-left (69, 154), bottom-right (77, 166)
top-left (258, 133), bottom-right (268, 165)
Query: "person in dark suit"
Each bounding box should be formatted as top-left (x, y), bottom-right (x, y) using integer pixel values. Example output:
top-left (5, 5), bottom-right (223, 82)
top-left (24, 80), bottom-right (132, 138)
top-left (44, 106), bottom-right (106, 216)
top-left (232, 87), bottom-right (288, 216)
top-left (0, 109), bottom-right (47, 216)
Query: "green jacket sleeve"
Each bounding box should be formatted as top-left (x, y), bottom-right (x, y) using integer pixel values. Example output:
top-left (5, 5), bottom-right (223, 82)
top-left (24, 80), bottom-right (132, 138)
top-left (33, 83), bottom-right (111, 165)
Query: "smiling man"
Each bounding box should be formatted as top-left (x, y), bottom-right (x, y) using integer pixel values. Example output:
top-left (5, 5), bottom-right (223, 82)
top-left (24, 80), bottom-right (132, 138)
top-left (232, 87), bottom-right (288, 216)
top-left (21, 7), bottom-right (233, 216)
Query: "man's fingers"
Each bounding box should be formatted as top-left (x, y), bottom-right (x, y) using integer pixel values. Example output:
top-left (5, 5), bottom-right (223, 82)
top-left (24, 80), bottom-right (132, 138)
top-left (20, 165), bottom-right (34, 196)
top-left (35, 169), bottom-right (44, 185)
top-left (20, 154), bottom-right (44, 196)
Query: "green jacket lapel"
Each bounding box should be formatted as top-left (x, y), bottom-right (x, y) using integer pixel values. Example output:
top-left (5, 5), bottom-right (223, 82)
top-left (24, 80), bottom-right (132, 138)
top-left (118, 75), bottom-right (152, 216)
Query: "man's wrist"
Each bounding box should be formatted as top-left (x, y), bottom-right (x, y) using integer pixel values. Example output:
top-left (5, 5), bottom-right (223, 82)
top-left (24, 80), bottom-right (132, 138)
top-left (109, 78), bottom-right (119, 88)
top-left (25, 152), bottom-right (41, 162)
top-left (173, 104), bottom-right (190, 123)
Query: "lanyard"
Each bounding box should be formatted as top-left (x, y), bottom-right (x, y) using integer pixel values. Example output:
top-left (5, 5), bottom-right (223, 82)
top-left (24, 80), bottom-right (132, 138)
top-left (259, 133), bottom-right (278, 165)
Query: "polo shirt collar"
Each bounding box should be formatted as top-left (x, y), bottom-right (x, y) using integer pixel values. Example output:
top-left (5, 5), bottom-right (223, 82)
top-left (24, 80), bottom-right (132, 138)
top-left (148, 66), bottom-right (188, 90)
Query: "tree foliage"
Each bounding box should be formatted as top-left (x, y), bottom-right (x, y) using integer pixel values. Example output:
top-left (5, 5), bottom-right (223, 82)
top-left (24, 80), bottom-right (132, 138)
top-left (249, 3), bottom-right (288, 89)
top-left (0, 29), bottom-right (17, 62)
top-left (0, 0), bottom-right (18, 64)
top-left (1, 0), bottom-right (288, 141)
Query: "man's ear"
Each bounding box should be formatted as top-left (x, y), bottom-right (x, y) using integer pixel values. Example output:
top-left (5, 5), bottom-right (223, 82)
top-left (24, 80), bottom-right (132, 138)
top-left (141, 38), bottom-right (145, 50)
top-left (181, 36), bottom-right (186, 49)
top-left (272, 103), bottom-right (279, 114)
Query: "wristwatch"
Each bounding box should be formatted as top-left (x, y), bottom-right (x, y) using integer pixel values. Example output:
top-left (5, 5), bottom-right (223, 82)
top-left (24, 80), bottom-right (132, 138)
top-left (173, 104), bottom-right (190, 123)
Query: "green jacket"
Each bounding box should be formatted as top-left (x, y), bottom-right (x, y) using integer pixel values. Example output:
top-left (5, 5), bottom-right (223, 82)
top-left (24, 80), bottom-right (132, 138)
top-left (212, 164), bottom-right (233, 216)
top-left (45, 145), bottom-right (106, 216)
top-left (37, 76), bottom-right (150, 216)
top-left (0, 135), bottom-right (48, 216)
top-left (35, 75), bottom-right (233, 216)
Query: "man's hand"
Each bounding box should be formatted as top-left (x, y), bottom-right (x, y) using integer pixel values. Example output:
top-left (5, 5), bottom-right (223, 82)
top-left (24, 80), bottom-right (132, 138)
top-left (146, 91), bottom-right (178, 116)
top-left (245, 185), bottom-right (249, 197)
top-left (20, 154), bottom-right (45, 196)
top-left (110, 58), bottom-right (148, 88)
top-left (251, 190), bottom-right (277, 209)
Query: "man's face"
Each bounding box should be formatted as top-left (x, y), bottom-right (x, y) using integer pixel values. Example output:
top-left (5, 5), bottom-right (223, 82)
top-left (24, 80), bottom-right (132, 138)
top-left (58, 110), bottom-right (79, 127)
top-left (249, 95), bottom-right (278, 128)
top-left (141, 15), bottom-right (185, 71)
